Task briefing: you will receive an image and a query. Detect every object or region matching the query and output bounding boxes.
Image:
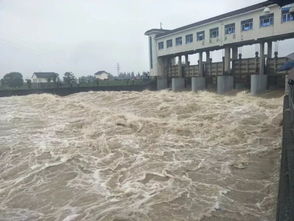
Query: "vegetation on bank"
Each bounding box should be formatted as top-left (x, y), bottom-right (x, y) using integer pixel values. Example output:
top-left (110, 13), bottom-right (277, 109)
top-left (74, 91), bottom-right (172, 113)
top-left (0, 72), bottom-right (153, 91)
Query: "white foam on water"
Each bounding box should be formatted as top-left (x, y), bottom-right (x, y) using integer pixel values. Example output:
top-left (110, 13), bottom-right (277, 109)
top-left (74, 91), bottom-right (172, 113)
top-left (0, 90), bottom-right (283, 220)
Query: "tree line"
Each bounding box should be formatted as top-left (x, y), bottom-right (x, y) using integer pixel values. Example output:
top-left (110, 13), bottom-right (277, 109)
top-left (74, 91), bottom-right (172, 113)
top-left (0, 71), bottom-right (150, 88)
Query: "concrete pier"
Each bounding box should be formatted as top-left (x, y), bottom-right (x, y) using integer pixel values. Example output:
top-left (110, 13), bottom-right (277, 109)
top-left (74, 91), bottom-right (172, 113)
top-left (217, 75), bottom-right (234, 94)
top-left (192, 77), bottom-right (206, 92)
top-left (157, 78), bottom-right (168, 90)
top-left (172, 78), bottom-right (185, 91)
top-left (199, 52), bottom-right (204, 76)
top-left (251, 74), bottom-right (267, 95)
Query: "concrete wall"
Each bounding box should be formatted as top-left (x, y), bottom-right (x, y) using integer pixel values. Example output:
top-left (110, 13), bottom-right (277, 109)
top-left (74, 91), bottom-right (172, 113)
top-left (276, 95), bottom-right (294, 220)
top-left (0, 83), bottom-right (157, 98)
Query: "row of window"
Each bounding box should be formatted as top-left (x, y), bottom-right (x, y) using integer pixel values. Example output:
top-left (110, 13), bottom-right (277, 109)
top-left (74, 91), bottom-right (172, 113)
top-left (158, 9), bottom-right (293, 50)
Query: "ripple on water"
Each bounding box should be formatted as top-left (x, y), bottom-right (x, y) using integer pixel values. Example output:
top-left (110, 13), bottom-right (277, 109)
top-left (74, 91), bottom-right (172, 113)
top-left (0, 90), bottom-right (282, 221)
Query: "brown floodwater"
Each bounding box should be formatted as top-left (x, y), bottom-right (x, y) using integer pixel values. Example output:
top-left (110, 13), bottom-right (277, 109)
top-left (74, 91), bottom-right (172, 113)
top-left (0, 90), bottom-right (283, 221)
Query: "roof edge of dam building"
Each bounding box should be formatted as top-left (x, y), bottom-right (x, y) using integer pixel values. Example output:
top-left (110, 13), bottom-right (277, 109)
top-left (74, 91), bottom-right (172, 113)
top-left (145, 1), bottom-right (278, 38)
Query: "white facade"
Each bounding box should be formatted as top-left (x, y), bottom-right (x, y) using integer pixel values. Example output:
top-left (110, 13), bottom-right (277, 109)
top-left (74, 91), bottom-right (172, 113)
top-left (95, 72), bottom-right (109, 80)
top-left (145, 2), bottom-right (294, 77)
top-left (32, 75), bottom-right (49, 83)
top-left (95, 71), bottom-right (112, 80)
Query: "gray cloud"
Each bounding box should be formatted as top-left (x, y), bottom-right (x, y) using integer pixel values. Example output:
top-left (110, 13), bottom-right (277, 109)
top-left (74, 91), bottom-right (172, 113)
top-left (0, 0), bottom-right (293, 79)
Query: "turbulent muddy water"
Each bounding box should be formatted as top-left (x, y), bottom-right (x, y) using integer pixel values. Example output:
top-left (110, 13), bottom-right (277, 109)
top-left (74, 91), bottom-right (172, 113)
top-left (0, 90), bottom-right (283, 221)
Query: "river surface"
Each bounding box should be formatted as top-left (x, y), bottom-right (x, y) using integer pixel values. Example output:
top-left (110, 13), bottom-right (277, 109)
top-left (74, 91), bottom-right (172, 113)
top-left (0, 90), bottom-right (283, 221)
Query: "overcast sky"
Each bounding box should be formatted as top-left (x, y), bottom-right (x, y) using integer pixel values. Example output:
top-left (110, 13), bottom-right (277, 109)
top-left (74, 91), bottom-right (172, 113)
top-left (0, 0), bottom-right (293, 79)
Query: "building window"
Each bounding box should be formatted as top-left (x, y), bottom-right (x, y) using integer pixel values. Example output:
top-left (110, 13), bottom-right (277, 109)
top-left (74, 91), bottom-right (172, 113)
top-left (197, 31), bottom-right (205, 41)
top-left (158, 42), bottom-right (164, 50)
top-left (260, 14), bottom-right (274, 27)
top-left (210, 28), bottom-right (219, 38)
top-left (175, 37), bottom-right (182, 46)
top-left (185, 34), bottom-right (193, 44)
top-left (225, 23), bottom-right (235, 34)
top-left (282, 7), bottom-right (294, 22)
top-left (241, 19), bottom-right (253, 31)
top-left (166, 39), bottom-right (173, 48)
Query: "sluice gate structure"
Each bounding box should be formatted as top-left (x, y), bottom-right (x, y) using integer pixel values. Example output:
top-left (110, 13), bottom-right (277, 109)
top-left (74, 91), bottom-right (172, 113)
top-left (145, 1), bottom-right (294, 94)
top-left (145, 0), bottom-right (294, 219)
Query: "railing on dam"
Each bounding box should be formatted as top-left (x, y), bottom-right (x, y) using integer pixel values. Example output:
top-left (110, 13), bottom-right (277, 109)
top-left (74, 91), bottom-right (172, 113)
top-left (277, 82), bottom-right (294, 221)
top-left (167, 56), bottom-right (290, 77)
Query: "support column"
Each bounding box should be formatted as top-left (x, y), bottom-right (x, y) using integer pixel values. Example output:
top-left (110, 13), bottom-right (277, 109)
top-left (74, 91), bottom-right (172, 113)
top-left (172, 55), bottom-right (185, 91)
top-left (251, 75), bottom-right (268, 95)
top-left (232, 46), bottom-right (238, 60)
top-left (185, 54), bottom-right (189, 76)
top-left (224, 47), bottom-right (231, 73)
top-left (217, 76), bottom-right (234, 94)
top-left (156, 57), bottom-right (168, 90)
top-left (206, 51), bottom-right (210, 61)
top-left (192, 51), bottom-right (206, 91)
top-left (259, 42), bottom-right (265, 75)
top-left (172, 78), bottom-right (185, 91)
top-left (267, 41), bottom-right (272, 59)
top-left (185, 54), bottom-right (189, 65)
top-left (178, 55), bottom-right (183, 77)
top-left (217, 47), bottom-right (233, 93)
top-left (157, 77), bottom-right (168, 90)
top-left (198, 51), bottom-right (204, 76)
top-left (231, 46), bottom-right (238, 76)
top-left (192, 76), bottom-right (206, 91)
top-left (206, 51), bottom-right (211, 76)
top-left (251, 42), bottom-right (267, 95)
top-left (171, 57), bottom-right (176, 66)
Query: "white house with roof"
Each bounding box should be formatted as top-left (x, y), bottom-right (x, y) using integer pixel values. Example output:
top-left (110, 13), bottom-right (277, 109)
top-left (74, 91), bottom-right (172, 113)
top-left (94, 71), bottom-right (112, 80)
top-left (32, 72), bottom-right (59, 83)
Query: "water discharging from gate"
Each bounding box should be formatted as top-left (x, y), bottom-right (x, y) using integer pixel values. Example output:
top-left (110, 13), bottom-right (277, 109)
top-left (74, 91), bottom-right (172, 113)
top-left (0, 90), bottom-right (283, 221)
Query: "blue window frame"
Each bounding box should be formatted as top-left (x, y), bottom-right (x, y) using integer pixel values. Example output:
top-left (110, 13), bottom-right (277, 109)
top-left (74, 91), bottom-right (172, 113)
top-left (158, 42), bottom-right (164, 50)
top-left (260, 14), bottom-right (274, 27)
top-left (282, 7), bottom-right (294, 22)
top-left (210, 28), bottom-right (219, 38)
top-left (197, 31), bottom-right (205, 41)
top-left (185, 34), bottom-right (193, 44)
top-left (225, 23), bottom-right (235, 34)
top-left (166, 39), bottom-right (173, 48)
top-left (241, 19), bottom-right (253, 31)
top-left (175, 37), bottom-right (182, 46)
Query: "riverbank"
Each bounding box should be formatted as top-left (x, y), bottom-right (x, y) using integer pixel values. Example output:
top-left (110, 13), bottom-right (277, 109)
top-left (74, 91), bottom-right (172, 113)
top-left (0, 82), bottom-right (156, 97)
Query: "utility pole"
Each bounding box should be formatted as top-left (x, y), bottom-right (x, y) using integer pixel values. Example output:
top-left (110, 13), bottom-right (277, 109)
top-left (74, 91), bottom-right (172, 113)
top-left (117, 63), bottom-right (120, 76)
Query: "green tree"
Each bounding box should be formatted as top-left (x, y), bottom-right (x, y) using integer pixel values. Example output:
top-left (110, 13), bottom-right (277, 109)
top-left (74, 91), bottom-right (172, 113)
top-left (26, 79), bottom-right (32, 89)
top-left (79, 75), bottom-right (96, 85)
top-left (63, 72), bottom-right (76, 87)
top-left (2, 72), bottom-right (24, 88)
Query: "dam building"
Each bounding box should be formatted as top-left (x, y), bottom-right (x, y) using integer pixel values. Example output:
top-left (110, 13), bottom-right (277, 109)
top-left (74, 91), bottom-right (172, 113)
top-left (145, 1), bottom-right (294, 94)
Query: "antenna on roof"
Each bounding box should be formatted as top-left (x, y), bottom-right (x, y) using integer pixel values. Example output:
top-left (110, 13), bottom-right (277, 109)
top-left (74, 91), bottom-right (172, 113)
top-left (160, 22), bottom-right (163, 29)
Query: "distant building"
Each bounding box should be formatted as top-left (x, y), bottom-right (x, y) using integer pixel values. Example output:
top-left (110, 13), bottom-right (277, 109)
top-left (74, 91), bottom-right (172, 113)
top-left (32, 72), bottom-right (58, 83)
top-left (94, 71), bottom-right (112, 80)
